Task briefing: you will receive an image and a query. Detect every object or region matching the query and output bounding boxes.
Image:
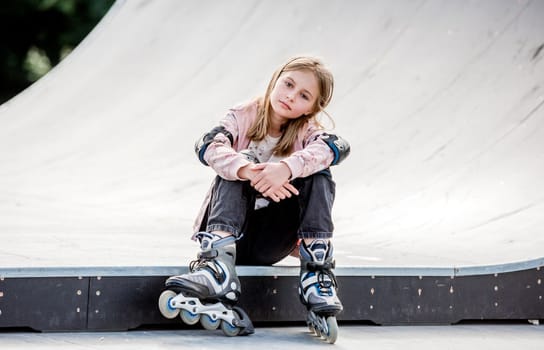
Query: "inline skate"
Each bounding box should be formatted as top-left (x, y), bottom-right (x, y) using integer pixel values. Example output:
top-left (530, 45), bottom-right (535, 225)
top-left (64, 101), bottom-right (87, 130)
top-left (298, 239), bottom-right (342, 344)
top-left (158, 232), bottom-right (254, 336)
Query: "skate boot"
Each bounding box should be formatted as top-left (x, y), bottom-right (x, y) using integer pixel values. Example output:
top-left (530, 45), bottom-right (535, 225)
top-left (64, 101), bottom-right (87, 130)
top-left (298, 239), bottom-right (342, 344)
top-left (158, 232), bottom-right (254, 336)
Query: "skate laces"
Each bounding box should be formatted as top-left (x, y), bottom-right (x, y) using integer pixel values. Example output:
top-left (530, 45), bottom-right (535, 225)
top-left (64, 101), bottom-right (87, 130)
top-left (303, 240), bottom-right (338, 297)
top-left (308, 264), bottom-right (338, 296)
top-left (188, 232), bottom-right (226, 282)
top-left (189, 250), bottom-right (225, 281)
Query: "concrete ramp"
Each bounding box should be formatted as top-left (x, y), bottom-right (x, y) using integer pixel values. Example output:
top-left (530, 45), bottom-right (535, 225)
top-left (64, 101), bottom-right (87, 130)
top-left (0, 0), bottom-right (543, 268)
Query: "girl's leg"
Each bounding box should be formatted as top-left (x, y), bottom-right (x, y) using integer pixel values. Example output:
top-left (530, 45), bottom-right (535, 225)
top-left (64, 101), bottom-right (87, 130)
top-left (167, 177), bottom-right (255, 303)
top-left (294, 170), bottom-right (335, 241)
top-left (235, 170), bottom-right (337, 266)
top-left (205, 177), bottom-right (255, 238)
top-left (236, 197), bottom-right (299, 265)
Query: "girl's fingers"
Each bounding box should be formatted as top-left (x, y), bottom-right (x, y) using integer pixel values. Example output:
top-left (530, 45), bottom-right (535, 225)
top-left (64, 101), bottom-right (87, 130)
top-left (283, 183), bottom-right (299, 195)
top-left (280, 187), bottom-right (291, 198)
top-left (264, 187), bottom-right (294, 202)
top-left (257, 184), bottom-right (270, 194)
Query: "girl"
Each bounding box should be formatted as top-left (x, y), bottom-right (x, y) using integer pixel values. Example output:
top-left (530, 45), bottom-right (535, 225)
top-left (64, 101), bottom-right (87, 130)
top-left (164, 56), bottom-right (350, 335)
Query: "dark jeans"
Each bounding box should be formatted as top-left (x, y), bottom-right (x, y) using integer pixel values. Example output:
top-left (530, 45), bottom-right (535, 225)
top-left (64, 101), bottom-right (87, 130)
top-left (198, 170), bottom-right (336, 265)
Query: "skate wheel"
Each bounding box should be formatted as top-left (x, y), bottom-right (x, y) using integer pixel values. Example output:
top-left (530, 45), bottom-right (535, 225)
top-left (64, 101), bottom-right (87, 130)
top-left (158, 290), bottom-right (180, 319)
top-left (200, 314), bottom-right (220, 330)
top-left (314, 325), bottom-right (322, 338)
top-left (220, 310), bottom-right (241, 337)
top-left (181, 309), bottom-right (200, 325)
top-left (232, 306), bottom-right (255, 336)
top-left (308, 319), bottom-right (321, 337)
top-left (324, 316), bottom-right (338, 344)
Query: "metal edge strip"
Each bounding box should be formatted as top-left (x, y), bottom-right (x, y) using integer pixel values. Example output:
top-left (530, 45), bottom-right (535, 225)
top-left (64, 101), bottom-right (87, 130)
top-left (1, 257), bottom-right (542, 278)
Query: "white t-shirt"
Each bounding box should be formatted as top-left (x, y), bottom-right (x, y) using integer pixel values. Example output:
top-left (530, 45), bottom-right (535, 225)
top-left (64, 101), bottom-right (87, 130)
top-left (248, 134), bottom-right (281, 163)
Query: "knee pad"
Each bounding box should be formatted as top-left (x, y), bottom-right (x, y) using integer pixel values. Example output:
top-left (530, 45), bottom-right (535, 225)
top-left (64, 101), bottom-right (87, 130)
top-left (194, 126), bottom-right (234, 166)
top-left (319, 133), bottom-right (350, 166)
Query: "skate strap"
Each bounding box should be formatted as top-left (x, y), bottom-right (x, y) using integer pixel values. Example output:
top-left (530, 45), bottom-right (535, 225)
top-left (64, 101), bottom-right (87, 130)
top-left (304, 260), bottom-right (336, 272)
top-left (211, 234), bottom-right (237, 249)
top-left (197, 250), bottom-right (218, 260)
top-left (194, 231), bottom-right (237, 250)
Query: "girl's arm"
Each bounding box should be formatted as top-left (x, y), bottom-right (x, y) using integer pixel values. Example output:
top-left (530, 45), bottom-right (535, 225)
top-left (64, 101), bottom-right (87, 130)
top-left (281, 130), bottom-right (336, 179)
top-left (200, 112), bottom-right (251, 180)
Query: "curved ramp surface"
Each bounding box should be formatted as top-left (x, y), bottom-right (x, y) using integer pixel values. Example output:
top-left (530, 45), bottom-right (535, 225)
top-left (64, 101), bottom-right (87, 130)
top-left (0, 0), bottom-right (543, 267)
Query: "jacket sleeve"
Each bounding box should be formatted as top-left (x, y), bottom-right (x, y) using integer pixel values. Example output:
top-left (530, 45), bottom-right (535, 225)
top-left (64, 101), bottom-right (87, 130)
top-left (281, 128), bottom-right (335, 179)
top-left (203, 112), bottom-right (250, 180)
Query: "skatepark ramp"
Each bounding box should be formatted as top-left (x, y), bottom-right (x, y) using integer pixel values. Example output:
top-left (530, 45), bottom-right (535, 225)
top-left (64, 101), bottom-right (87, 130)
top-left (0, 0), bottom-right (543, 330)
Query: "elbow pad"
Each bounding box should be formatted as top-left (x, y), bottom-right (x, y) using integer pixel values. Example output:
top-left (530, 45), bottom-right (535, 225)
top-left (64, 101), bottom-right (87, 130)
top-left (194, 126), bottom-right (234, 166)
top-left (319, 133), bottom-right (350, 166)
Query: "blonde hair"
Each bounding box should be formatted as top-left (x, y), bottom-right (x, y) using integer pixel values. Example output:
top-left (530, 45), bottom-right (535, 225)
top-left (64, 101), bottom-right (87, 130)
top-left (247, 56), bottom-right (335, 156)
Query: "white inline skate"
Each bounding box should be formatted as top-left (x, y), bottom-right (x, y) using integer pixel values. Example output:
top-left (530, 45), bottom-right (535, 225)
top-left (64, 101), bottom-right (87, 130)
top-left (298, 239), bottom-right (343, 344)
top-left (158, 232), bottom-right (254, 336)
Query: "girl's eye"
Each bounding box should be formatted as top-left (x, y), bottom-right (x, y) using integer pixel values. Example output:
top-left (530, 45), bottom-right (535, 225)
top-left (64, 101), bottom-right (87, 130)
top-left (301, 93), bottom-right (309, 100)
top-left (285, 81), bottom-right (293, 88)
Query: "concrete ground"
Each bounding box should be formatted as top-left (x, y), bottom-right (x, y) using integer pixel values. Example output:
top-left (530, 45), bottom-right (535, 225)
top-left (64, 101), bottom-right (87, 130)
top-left (1, 324), bottom-right (543, 350)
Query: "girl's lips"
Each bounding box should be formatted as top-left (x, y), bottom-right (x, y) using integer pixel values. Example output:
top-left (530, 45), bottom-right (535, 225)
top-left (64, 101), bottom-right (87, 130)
top-left (279, 100), bottom-right (291, 110)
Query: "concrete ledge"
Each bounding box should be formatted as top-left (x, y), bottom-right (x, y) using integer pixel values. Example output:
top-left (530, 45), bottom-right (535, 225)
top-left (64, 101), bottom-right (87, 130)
top-left (1, 256), bottom-right (542, 278)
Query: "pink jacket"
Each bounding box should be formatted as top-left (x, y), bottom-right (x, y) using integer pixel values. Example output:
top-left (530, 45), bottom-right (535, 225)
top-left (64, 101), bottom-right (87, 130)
top-left (204, 100), bottom-right (334, 180)
top-left (193, 100), bottom-right (334, 233)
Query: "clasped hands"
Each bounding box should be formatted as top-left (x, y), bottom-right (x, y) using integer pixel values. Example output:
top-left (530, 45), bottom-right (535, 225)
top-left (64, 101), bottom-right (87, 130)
top-left (237, 162), bottom-right (299, 202)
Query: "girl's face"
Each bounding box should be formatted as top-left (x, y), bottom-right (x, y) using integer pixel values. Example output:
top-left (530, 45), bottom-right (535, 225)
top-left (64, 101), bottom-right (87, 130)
top-left (269, 69), bottom-right (319, 123)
